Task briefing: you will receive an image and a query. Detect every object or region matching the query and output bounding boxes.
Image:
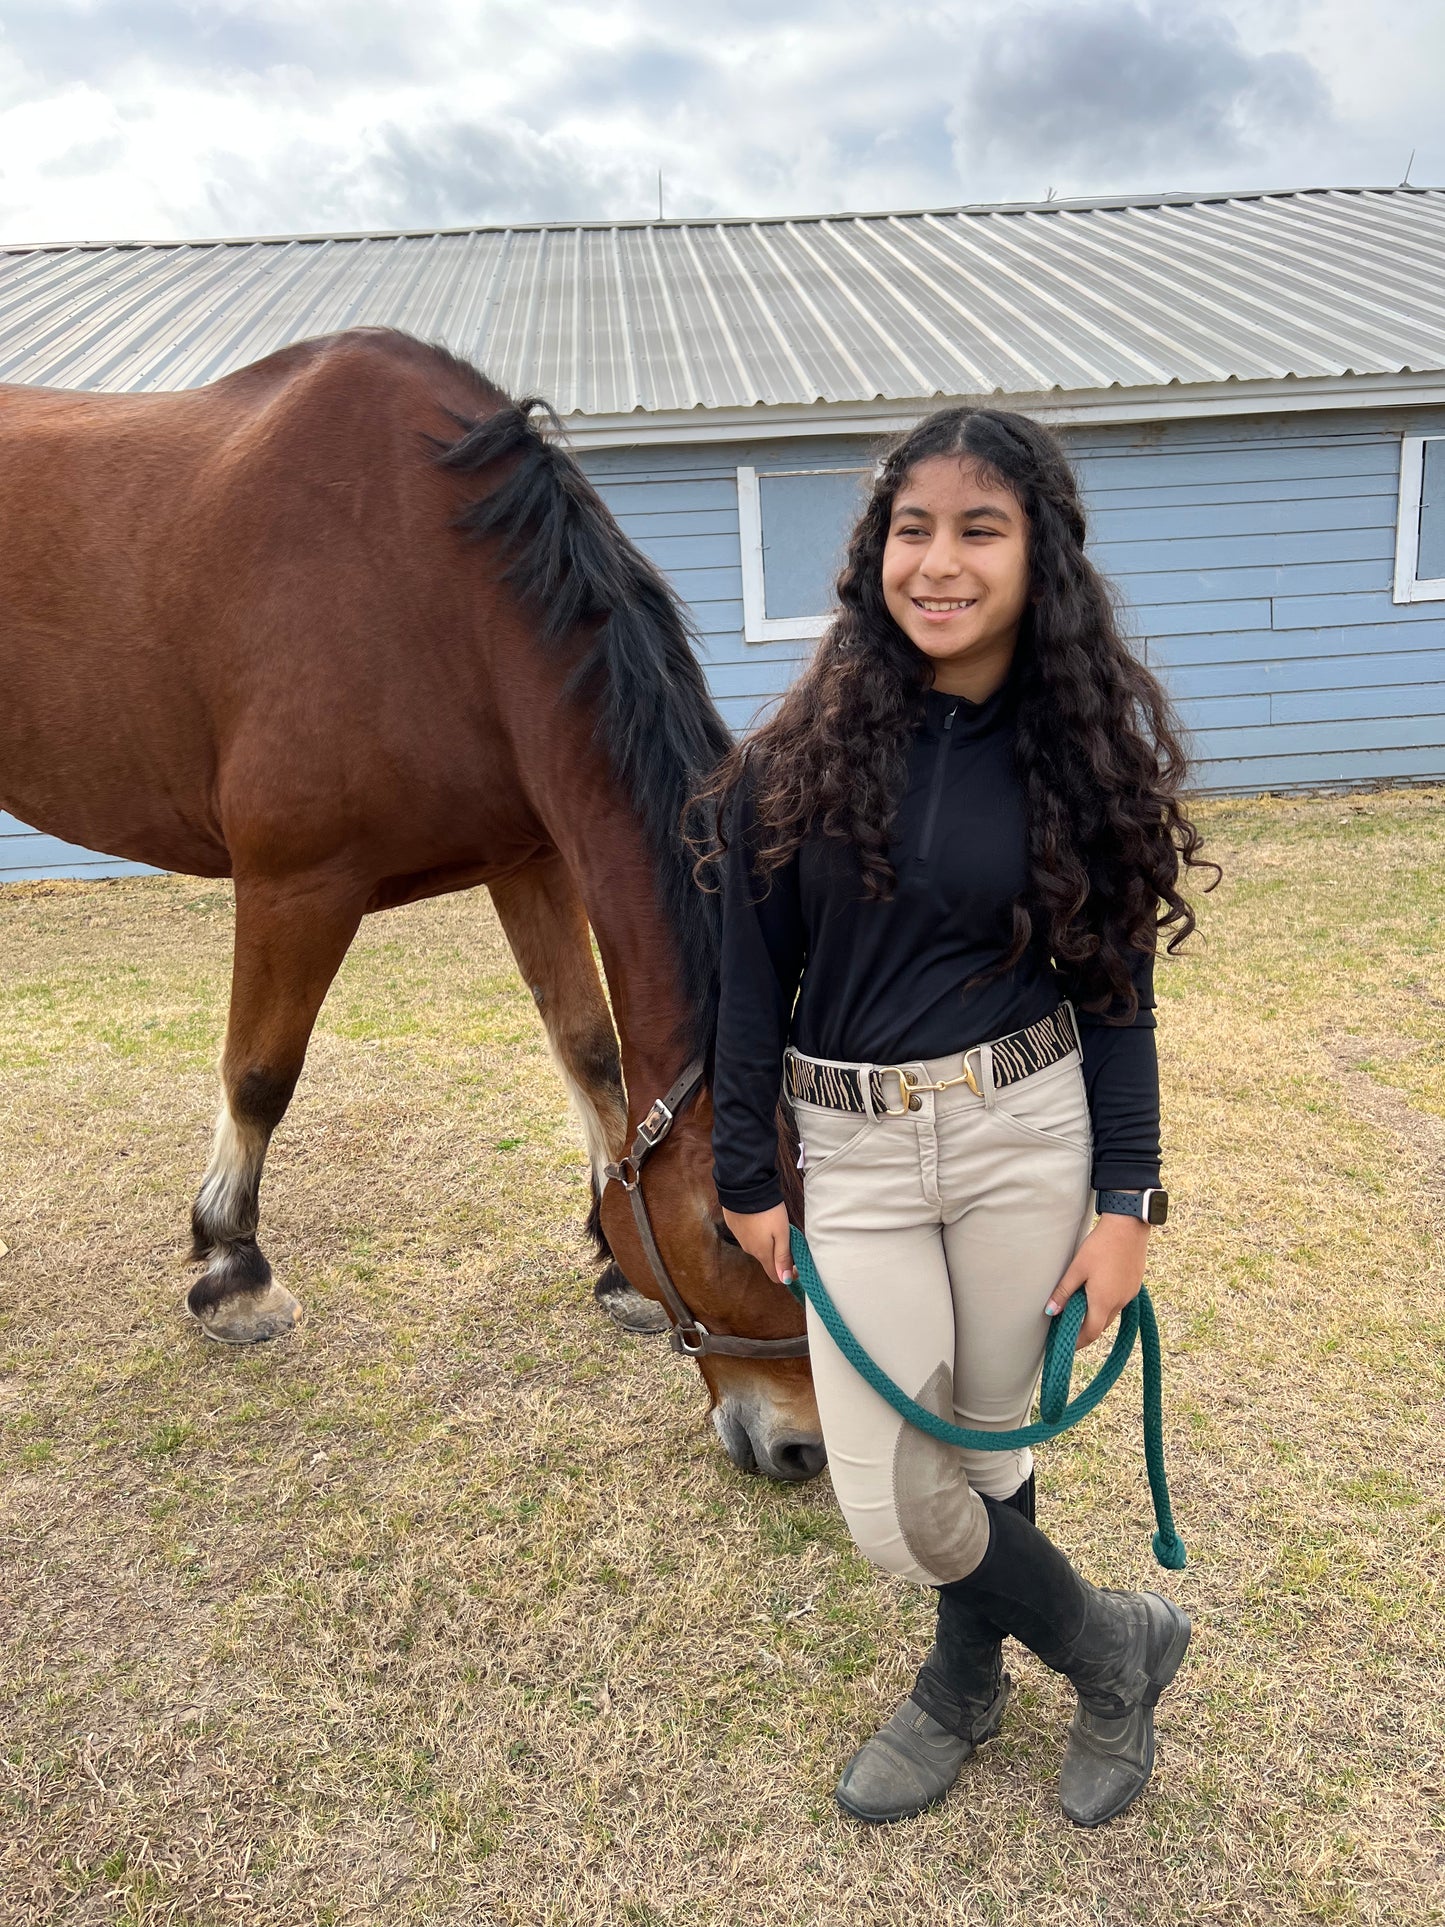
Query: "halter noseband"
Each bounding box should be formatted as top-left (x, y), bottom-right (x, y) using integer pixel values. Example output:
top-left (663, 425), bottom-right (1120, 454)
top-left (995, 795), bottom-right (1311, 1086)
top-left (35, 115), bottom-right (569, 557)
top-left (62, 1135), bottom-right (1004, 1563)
top-left (602, 1062), bottom-right (810, 1360)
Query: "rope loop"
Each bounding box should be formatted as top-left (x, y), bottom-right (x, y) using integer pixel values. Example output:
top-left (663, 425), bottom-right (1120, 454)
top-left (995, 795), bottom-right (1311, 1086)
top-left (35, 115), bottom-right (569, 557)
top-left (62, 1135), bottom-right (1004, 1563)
top-left (787, 1224), bottom-right (1186, 1570)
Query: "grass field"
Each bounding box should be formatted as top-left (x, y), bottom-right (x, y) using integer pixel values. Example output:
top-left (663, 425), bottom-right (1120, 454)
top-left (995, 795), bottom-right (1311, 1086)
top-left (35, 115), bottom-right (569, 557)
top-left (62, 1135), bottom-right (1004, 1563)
top-left (1, 788), bottom-right (1442, 1927)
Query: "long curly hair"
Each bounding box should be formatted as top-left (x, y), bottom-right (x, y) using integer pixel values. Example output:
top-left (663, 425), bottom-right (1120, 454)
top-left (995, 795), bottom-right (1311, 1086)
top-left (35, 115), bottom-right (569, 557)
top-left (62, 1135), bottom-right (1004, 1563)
top-left (692, 406), bottom-right (1217, 1017)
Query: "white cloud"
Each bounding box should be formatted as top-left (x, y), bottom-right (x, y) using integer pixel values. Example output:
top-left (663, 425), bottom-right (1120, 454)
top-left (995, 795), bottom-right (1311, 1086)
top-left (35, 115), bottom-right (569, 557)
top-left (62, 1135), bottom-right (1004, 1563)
top-left (0, 0), bottom-right (1438, 243)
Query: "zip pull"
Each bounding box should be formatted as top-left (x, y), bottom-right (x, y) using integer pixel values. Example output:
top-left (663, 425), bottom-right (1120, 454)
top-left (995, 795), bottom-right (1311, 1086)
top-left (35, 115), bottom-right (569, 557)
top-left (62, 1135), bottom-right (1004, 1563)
top-left (917, 703), bottom-right (958, 864)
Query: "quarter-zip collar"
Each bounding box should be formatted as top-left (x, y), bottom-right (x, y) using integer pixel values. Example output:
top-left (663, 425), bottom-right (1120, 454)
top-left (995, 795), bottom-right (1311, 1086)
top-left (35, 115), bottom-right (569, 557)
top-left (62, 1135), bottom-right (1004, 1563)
top-left (920, 659), bottom-right (1019, 735)
top-left (917, 698), bottom-right (957, 864)
top-left (915, 665), bottom-right (1017, 865)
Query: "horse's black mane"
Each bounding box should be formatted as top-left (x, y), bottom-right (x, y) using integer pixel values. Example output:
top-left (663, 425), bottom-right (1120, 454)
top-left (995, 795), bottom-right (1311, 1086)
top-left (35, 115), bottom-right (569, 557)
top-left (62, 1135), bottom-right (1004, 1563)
top-left (432, 347), bottom-right (731, 1061)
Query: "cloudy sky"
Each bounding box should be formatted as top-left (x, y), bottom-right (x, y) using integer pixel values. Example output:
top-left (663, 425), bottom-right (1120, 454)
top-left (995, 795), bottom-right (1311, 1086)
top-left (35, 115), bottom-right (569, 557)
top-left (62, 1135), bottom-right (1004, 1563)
top-left (0, 0), bottom-right (1440, 243)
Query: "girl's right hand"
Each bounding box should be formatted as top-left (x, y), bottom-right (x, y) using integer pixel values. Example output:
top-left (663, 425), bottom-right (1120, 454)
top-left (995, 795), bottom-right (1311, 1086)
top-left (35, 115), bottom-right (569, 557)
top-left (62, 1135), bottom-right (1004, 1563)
top-left (721, 1203), bottom-right (797, 1286)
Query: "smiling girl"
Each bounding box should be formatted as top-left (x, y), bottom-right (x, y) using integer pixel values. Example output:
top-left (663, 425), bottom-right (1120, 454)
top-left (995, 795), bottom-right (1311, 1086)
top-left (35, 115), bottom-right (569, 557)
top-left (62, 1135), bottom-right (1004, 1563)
top-left (703, 407), bottom-right (1213, 1827)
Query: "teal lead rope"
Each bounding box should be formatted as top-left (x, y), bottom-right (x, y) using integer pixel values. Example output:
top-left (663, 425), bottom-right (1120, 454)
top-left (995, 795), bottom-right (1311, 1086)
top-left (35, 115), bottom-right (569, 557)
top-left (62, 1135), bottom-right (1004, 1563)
top-left (786, 1224), bottom-right (1187, 1570)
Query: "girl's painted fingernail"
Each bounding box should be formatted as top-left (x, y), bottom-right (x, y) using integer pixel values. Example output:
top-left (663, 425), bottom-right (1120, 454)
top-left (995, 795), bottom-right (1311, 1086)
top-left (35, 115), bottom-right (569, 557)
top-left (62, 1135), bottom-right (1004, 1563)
top-left (1044, 1303), bottom-right (1059, 1316)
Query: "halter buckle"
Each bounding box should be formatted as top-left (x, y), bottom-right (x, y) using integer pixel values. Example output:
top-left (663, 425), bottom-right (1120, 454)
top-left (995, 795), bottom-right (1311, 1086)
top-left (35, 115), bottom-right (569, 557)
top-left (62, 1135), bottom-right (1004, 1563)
top-left (669, 1321), bottom-right (710, 1357)
top-left (635, 1097), bottom-right (675, 1148)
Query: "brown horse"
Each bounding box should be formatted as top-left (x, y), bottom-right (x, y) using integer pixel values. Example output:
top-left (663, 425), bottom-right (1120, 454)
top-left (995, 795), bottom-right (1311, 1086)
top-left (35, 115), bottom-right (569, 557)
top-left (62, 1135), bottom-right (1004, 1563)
top-left (0, 327), bottom-right (822, 1482)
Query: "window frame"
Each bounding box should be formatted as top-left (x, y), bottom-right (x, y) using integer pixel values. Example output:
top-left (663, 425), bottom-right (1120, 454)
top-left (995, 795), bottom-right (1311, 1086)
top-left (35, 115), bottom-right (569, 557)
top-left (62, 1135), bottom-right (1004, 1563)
top-left (1393, 434), bottom-right (1445, 604)
top-left (736, 463), bottom-right (871, 642)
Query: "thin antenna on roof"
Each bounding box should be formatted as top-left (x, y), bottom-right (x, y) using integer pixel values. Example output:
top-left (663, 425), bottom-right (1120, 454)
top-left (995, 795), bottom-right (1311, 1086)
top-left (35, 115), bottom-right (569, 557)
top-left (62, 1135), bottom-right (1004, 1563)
top-left (658, 170), bottom-right (664, 220)
top-left (1045, 185), bottom-right (1056, 201)
top-left (1400, 148), bottom-right (1416, 187)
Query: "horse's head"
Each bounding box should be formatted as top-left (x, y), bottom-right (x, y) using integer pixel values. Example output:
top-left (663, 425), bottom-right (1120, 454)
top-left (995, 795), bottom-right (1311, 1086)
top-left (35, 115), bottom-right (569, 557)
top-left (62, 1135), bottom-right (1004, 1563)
top-left (599, 1085), bottom-right (824, 1483)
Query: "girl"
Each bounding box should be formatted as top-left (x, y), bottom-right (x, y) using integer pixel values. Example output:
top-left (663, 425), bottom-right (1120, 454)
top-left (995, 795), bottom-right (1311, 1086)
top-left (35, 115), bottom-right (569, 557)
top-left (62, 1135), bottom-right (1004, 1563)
top-left (704, 408), bottom-right (1212, 1828)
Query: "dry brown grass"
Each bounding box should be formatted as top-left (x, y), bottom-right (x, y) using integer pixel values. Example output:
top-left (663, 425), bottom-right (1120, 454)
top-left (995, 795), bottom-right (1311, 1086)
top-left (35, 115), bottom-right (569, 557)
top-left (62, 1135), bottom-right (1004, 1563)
top-left (1, 789), bottom-right (1442, 1927)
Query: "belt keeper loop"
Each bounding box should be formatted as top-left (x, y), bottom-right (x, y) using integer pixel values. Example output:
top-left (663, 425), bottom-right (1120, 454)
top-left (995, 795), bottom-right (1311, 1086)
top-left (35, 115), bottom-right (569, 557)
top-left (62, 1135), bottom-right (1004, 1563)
top-left (1065, 997), bottom-right (1083, 1058)
top-left (978, 1041), bottom-right (998, 1109)
top-left (861, 1065), bottom-right (880, 1121)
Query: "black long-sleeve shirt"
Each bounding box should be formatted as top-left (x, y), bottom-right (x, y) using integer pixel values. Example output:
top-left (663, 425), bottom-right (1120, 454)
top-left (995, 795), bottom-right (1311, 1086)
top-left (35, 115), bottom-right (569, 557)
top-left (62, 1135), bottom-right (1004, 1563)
top-left (712, 678), bottom-right (1162, 1214)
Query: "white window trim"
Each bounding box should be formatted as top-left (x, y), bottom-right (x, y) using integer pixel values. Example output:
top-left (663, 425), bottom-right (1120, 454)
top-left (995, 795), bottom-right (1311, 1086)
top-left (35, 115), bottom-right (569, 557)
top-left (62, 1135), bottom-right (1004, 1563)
top-left (736, 463), bottom-right (870, 642)
top-left (1393, 435), bottom-right (1445, 604)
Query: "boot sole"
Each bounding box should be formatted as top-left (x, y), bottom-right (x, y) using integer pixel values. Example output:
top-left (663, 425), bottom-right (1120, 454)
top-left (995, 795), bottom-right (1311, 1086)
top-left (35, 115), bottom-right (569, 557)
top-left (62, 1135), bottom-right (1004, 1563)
top-left (1065, 1599), bottom-right (1193, 1830)
top-left (834, 1682), bottom-right (1009, 1826)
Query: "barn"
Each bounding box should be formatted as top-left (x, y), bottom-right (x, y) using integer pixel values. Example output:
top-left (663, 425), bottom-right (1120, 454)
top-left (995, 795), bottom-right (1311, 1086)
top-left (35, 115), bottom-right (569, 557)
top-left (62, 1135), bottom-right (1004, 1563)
top-left (3, 184), bottom-right (1444, 882)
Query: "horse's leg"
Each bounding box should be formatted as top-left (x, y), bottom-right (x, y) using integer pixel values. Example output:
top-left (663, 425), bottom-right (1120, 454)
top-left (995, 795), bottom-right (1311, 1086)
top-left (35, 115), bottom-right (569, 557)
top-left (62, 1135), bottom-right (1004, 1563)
top-left (187, 874), bottom-right (365, 1343)
top-left (489, 856), bottom-right (668, 1335)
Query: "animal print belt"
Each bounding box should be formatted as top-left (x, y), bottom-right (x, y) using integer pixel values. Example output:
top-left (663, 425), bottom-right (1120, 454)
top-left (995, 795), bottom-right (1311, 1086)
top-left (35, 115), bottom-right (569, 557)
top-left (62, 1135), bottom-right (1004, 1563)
top-left (785, 1003), bottom-right (1081, 1118)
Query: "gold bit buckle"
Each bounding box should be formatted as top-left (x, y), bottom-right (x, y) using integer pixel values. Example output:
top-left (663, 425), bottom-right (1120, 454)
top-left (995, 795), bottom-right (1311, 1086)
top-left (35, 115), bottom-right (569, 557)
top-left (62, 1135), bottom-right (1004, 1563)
top-left (878, 1051), bottom-right (982, 1115)
top-left (877, 1068), bottom-right (920, 1116)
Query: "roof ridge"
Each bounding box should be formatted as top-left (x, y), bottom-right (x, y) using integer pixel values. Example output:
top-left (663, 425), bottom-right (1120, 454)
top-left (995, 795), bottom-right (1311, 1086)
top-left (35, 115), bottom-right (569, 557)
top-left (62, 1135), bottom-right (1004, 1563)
top-left (4, 184), bottom-right (1441, 256)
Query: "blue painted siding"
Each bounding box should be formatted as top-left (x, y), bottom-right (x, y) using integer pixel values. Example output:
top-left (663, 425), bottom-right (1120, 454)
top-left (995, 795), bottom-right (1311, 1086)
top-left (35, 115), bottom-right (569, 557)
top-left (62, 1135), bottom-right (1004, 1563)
top-left (583, 403), bottom-right (1445, 795)
top-left (7, 402), bottom-right (1445, 882)
top-left (0, 813), bottom-right (158, 882)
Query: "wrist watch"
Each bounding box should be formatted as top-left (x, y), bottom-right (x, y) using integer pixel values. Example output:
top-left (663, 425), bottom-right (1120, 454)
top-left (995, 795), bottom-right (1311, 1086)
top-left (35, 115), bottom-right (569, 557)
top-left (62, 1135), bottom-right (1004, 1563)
top-left (1096, 1187), bottom-right (1169, 1225)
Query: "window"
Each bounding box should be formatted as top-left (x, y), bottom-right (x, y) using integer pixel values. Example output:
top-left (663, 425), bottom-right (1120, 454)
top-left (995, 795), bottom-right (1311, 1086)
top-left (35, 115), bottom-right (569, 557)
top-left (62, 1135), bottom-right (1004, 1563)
top-left (737, 465), bottom-right (871, 641)
top-left (1393, 435), bottom-right (1445, 603)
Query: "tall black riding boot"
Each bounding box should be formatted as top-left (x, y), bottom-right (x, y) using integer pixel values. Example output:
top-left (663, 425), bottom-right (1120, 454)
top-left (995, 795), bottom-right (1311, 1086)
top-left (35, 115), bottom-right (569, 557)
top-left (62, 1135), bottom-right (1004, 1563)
top-left (912, 1468), bottom-right (1034, 1730)
top-left (956, 1495), bottom-right (1192, 1827)
top-left (834, 1472), bottom-right (1035, 1826)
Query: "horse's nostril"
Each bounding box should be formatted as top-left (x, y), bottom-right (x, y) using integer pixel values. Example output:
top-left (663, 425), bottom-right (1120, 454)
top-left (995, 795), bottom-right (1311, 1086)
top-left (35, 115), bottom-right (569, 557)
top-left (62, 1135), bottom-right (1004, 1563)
top-left (771, 1437), bottom-right (828, 1482)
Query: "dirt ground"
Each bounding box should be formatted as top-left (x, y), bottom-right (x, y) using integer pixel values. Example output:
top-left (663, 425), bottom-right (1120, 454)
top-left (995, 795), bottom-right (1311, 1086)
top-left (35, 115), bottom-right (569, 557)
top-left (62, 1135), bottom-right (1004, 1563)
top-left (1, 787), bottom-right (1442, 1926)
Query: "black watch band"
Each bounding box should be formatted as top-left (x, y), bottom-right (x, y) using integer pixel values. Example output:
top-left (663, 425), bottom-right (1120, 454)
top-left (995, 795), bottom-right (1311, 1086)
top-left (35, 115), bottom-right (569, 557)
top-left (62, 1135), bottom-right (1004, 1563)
top-left (1096, 1187), bottom-right (1169, 1225)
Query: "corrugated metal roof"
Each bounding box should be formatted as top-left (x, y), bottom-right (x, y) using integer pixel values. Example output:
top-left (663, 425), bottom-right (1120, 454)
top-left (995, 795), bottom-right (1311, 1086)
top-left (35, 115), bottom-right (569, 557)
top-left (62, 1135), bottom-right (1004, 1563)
top-left (3, 187), bottom-right (1444, 417)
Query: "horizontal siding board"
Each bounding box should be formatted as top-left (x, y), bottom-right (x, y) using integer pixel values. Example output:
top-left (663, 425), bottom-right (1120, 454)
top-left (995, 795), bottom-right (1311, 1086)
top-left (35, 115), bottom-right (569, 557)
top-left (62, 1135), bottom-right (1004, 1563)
top-left (611, 507), bottom-right (738, 541)
top-left (704, 653), bottom-right (816, 699)
top-left (592, 479), bottom-right (739, 516)
top-left (688, 608), bottom-right (748, 647)
top-left (1150, 621), bottom-right (1445, 668)
top-left (661, 566), bottom-right (743, 608)
top-left (1098, 530), bottom-right (1390, 578)
top-left (1187, 714), bottom-right (1445, 759)
top-left (1162, 643), bottom-right (1445, 696)
top-left (1191, 745), bottom-right (1445, 792)
top-left (0, 855), bottom-right (157, 881)
top-left (0, 818), bottom-right (159, 883)
top-left (1073, 441), bottom-right (1401, 492)
top-left (624, 529), bottom-right (738, 571)
top-left (1132, 598), bottom-right (1273, 638)
top-left (1173, 693), bottom-right (1272, 728)
top-left (1124, 559), bottom-right (1386, 606)
top-left (1088, 495), bottom-right (1394, 543)
top-left (1271, 591), bottom-right (1445, 629)
top-left (1082, 472), bottom-right (1398, 512)
top-left (1271, 680), bottom-right (1445, 725)
top-left (716, 695), bottom-right (769, 733)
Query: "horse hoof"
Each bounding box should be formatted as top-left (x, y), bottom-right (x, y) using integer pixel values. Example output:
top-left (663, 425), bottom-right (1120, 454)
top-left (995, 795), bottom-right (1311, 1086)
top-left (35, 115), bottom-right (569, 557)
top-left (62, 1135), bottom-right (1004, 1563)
top-left (192, 1279), bottom-right (303, 1345)
top-left (593, 1263), bottom-right (669, 1335)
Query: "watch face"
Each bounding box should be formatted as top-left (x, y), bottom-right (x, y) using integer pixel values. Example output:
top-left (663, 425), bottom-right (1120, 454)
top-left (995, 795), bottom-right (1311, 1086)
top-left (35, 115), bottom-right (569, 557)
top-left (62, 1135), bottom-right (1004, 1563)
top-left (1146, 1190), bottom-right (1169, 1225)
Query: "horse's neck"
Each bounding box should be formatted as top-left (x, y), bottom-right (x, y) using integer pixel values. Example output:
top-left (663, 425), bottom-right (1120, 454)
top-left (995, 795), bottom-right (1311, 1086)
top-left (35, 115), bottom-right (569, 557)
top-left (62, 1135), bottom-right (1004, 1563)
top-left (576, 839), bottom-right (698, 1108)
top-left (528, 715), bottom-right (702, 1112)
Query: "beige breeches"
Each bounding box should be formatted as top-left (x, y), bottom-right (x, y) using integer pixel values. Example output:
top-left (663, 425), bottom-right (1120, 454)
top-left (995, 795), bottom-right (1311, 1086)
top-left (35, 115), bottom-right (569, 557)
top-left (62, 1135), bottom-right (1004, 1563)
top-left (796, 1042), bottom-right (1094, 1587)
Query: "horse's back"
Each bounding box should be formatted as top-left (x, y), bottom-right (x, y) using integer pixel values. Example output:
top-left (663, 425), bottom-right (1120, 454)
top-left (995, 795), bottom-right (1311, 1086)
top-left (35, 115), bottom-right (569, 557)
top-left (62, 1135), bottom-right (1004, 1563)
top-left (0, 331), bottom-right (507, 877)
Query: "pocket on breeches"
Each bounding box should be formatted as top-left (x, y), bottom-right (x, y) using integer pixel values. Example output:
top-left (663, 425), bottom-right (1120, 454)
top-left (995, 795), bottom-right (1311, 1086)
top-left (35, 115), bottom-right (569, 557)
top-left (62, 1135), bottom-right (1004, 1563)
top-left (987, 1058), bottom-right (1092, 1155)
top-left (793, 1100), bottom-right (875, 1176)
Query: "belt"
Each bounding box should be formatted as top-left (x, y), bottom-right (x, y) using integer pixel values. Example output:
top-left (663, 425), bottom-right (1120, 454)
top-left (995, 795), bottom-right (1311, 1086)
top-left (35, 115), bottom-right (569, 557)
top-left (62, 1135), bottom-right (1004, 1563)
top-left (785, 1003), bottom-right (1081, 1118)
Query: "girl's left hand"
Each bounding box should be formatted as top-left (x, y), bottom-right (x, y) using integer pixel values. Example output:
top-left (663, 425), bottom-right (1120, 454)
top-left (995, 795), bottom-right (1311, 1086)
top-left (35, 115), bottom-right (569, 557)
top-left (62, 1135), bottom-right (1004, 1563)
top-left (1044, 1213), bottom-right (1151, 1349)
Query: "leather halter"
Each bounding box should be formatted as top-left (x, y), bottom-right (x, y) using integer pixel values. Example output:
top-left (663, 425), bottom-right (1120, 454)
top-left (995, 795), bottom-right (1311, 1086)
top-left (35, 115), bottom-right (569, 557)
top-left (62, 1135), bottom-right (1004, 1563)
top-left (602, 1061), bottom-right (810, 1360)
